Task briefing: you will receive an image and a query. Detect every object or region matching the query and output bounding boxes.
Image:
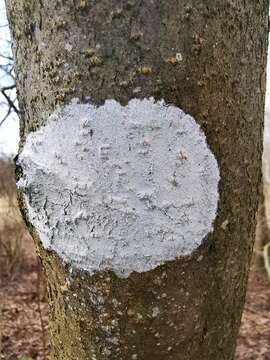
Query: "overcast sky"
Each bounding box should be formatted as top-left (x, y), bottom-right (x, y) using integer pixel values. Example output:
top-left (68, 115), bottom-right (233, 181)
top-left (0, 3), bottom-right (269, 158)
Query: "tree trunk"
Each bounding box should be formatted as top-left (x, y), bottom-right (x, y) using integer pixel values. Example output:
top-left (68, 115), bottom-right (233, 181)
top-left (6, 1), bottom-right (268, 359)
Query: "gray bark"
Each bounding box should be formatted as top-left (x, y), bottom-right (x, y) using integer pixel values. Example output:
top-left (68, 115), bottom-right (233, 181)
top-left (5, 1), bottom-right (269, 359)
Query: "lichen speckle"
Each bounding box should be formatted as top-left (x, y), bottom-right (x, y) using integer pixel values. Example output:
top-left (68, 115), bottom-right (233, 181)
top-left (176, 53), bottom-right (183, 61)
top-left (18, 98), bottom-right (219, 278)
top-left (139, 66), bottom-right (152, 75)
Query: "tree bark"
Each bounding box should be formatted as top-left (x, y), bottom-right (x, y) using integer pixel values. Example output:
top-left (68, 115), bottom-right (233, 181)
top-left (6, 1), bottom-right (268, 359)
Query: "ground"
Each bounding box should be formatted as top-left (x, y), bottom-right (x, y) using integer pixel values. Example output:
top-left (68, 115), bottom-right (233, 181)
top-left (0, 234), bottom-right (49, 360)
top-left (0, 233), bottom-right (269, 359)
top-left (235, 263), bottom-right (270, 359)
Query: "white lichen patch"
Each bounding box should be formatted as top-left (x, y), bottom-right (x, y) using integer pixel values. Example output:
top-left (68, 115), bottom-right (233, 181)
top-left (18, 98), bottom-right (220, 277)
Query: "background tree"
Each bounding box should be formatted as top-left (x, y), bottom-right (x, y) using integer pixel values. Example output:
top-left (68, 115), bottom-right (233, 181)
top-left (0, 21), bottom-right (18, 126)
top-left (0, 3), bottom-right (19, 158)
top-left (5, 1), bottom-right (269, 360)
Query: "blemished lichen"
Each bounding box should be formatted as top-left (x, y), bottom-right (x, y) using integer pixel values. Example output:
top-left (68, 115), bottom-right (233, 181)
top-left (18, 97), bottom-right (220, 278)
top-left (139, 66), bottom-right (152, 75)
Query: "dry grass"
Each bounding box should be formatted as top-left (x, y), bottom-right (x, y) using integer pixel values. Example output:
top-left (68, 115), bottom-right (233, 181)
top-left (254, 147), bottom-right (270, 280)
top-left (0, 160), bottom-right (27, 282)
top-left (0, 159), bottom-right (36, 359)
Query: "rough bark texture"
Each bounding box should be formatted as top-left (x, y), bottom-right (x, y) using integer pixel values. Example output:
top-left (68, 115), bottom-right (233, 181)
top-left (6, 1), bottom-right (268, 359)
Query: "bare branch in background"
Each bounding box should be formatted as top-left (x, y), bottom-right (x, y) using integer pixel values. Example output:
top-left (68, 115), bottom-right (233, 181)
top-left (0, 53), bottom-right (12, 61)
top-left (0, 24), bottom-right (18, 127)
top-left (1, 85), bottom-right (18, 111)
top-left (0, 85), bottom-right (18, 127)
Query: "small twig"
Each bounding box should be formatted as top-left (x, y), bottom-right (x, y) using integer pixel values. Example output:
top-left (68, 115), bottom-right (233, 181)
top-left (0, 84), bottom-right (19, 126)
top-left (1, 84), bottom-right (18, 112)
top-left (0, 106), bottom-right (11, 127)
top-left (0, 53), bottom-right (13, 61)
